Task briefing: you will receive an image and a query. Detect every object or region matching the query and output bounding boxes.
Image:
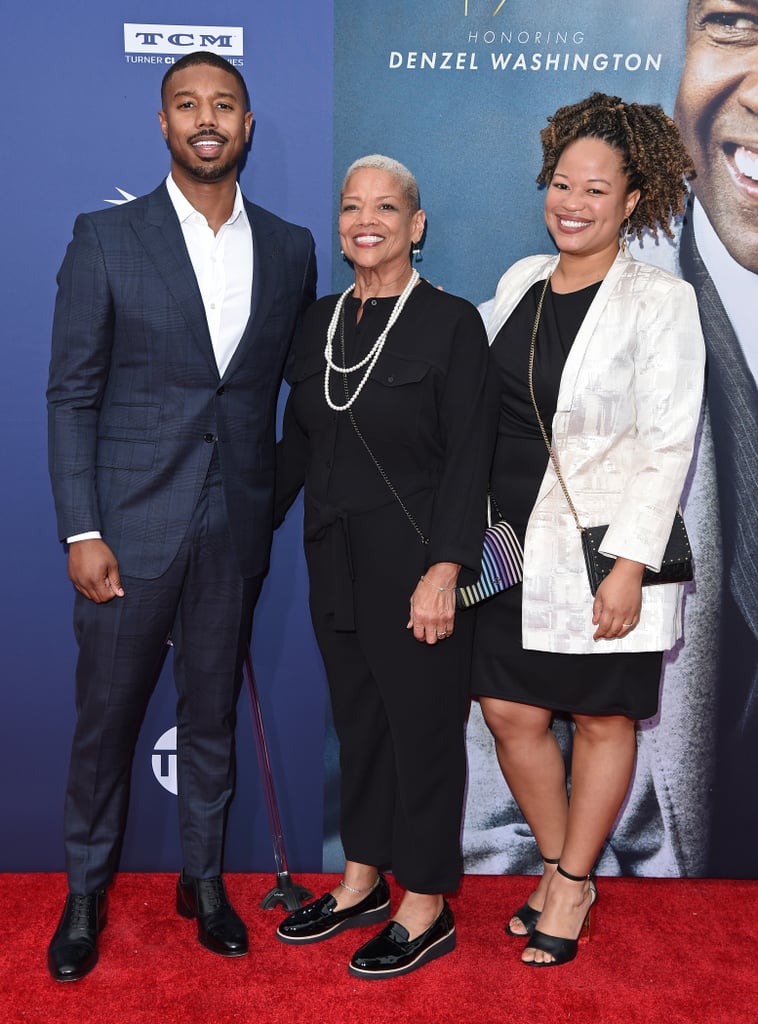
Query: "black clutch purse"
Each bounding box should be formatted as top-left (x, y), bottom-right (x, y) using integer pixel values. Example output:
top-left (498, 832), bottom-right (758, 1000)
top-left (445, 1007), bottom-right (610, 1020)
top-left (580, 512), bottom-right (693, 597)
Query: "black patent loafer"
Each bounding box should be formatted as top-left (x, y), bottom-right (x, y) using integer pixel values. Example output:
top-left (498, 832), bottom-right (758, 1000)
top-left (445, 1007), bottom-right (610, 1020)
top-left (276, 874), bottom-right (390, 944)
top-left (176, 872), bottom-right (248, 957)
top-left (349, 899), bottom-right (455, 979)
top-left (47, 890), bottom-right (108, 982)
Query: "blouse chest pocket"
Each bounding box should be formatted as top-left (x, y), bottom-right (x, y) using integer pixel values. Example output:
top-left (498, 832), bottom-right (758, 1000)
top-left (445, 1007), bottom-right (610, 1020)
top-left (354, 356), bottom-right (434, 441)
top-left (368, 355), bottom-right (431, 389)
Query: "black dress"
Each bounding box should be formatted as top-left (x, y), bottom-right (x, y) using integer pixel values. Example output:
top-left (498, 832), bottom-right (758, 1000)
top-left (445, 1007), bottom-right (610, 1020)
top-left (472, 280), bottom-right (663, 720)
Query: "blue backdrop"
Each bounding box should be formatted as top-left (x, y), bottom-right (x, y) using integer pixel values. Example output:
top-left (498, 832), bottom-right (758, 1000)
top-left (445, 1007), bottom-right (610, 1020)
top-left (3, 0), bottom-right (755, 880)
top-left (1, 0), bottom-right (335, 873)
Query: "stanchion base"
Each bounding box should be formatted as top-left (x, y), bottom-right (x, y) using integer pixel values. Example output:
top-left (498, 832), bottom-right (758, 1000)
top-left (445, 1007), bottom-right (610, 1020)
top-left (260, 872), bottom-right (314, 911)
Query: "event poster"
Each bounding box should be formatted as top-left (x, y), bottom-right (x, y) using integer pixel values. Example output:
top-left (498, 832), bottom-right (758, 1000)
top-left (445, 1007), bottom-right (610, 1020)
top-left (331, 0), bottom-right (757, 879)
top-left (332, 0), bottom-right (686, 303)
top-left (3, 0), bottom-right (755, 882)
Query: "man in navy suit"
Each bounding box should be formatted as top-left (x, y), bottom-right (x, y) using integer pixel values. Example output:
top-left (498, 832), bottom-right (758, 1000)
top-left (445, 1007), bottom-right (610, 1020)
top-left (46, 51), bottom-right (316, 981)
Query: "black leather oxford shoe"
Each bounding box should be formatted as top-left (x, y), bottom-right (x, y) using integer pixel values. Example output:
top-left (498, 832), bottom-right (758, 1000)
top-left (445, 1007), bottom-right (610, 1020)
top-left (47, 889), bottom-right (108, 982)
top-left (176, 872), bottom-right (248, 957)
top-left (348, 899), bottom-right (455, 979)
top-left (276, 874), bottom-right (391, 944)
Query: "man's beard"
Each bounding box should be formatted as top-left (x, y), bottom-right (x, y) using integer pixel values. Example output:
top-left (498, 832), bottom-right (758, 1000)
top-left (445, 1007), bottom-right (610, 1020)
top-left (170, 132), bottom-right (239, 182)
top-left (182, 156), bottom-right (239, 182)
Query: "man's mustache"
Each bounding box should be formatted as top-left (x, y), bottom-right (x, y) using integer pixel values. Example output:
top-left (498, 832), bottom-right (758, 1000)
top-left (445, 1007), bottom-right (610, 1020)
top-left (188, 130), bottom-right (229, 144)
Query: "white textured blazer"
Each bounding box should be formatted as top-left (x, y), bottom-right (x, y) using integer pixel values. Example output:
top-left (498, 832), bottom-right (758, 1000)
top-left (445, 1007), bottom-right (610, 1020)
top-left (487, 249), bottom-right (705, 654)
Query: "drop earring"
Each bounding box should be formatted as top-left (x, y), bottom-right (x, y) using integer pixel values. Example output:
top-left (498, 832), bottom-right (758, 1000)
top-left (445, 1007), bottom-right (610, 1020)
top-left (620, 217), bottom-right (631, 253)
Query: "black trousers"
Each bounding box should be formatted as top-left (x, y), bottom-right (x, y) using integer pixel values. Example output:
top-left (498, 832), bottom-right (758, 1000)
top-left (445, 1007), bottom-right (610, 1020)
top-left (63, 455), bottom-right (262, 894)
top-left (308, 502), bottom-right (472, 895)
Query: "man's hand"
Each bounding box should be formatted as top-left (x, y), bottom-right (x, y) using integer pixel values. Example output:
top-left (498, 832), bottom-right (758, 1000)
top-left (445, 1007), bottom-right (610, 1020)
top-left (68, 539), bottom-right (125, 603)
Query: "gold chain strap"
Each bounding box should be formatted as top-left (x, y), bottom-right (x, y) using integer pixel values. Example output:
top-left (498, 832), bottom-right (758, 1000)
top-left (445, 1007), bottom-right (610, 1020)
top-left (526, 275), bottom-right (586, 535)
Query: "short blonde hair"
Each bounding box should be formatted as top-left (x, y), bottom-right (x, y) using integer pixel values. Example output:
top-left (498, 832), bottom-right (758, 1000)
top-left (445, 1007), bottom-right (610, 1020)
top-left (341, 154), bottom-right (420, 213)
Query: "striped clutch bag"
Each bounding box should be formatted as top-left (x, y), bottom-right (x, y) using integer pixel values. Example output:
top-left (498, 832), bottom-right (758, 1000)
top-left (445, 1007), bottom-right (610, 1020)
top-left (455, 517), bottom-right (524, 610)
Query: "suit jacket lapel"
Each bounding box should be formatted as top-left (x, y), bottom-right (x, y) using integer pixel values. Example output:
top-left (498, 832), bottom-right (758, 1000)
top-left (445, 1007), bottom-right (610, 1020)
top-left (133, 183), bottom-right (219, 378)
top-left (220, 200), bottom-right (279, 383)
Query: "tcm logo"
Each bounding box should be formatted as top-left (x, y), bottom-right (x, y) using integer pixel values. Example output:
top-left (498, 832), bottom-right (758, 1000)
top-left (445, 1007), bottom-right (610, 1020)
top-left (124, 24), bottom-right (244, 57)
top-left (152, 726), bottom-right (178, 795)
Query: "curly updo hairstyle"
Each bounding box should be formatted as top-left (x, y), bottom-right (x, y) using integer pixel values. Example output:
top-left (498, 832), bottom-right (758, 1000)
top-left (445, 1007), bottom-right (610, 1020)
top-left (537, 92), bottom-right (695, 240)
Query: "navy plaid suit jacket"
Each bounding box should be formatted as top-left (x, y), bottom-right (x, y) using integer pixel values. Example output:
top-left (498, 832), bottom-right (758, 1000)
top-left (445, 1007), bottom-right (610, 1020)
top-left (48, 182), bottom-right (316, 580)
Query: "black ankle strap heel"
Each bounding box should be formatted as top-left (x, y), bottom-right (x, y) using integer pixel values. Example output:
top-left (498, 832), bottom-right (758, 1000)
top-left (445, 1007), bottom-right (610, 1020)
top-left (555, 863), bottom-right (591, 882)
top-left (522, 862), bottom-right (598, 967)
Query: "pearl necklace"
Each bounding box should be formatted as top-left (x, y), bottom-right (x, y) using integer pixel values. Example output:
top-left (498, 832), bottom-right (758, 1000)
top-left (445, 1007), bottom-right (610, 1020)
top-left (323, 268), bottom-right (420, 412)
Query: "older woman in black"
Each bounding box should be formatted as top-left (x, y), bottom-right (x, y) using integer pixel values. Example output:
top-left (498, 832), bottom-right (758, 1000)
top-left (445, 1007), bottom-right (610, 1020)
top-left (274, 155), bottom-right (494, 978)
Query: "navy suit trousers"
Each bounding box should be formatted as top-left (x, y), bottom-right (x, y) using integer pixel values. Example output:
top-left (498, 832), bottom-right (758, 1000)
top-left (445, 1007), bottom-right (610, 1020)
top-left (64, 453), bottom-right (263, 893)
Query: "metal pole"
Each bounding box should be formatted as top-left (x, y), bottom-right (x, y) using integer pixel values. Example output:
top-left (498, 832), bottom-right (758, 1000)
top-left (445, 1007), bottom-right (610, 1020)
top-left (243, 651), bottom-right (313, 910)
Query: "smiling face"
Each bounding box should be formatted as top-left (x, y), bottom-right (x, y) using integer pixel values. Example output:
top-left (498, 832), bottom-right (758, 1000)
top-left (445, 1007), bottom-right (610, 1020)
top-left (338, 167), bottom-right (425, 283)
top-left (544, 137), bottom-right (640, 267)
top-left (675, 0), bottom-right (758, 271)
top-left (158, 63), bottom-right (252, 185)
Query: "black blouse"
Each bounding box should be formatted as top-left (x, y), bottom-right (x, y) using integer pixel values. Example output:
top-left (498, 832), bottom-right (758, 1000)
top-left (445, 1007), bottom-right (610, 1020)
top-left (276, 279), bottom-right (497, 573)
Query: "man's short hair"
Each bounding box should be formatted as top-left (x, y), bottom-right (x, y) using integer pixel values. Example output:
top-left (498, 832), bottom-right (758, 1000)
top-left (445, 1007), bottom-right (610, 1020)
top-left (161, 51), bottom-right (250, 110)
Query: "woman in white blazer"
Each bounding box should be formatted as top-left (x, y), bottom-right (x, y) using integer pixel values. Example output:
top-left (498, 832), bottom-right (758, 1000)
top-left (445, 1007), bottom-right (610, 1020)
top-left (472, 94), bottom-right (705, 966)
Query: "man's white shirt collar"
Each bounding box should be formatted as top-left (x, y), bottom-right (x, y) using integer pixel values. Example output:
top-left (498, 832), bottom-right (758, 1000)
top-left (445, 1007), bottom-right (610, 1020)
top-left (165, 173), bottom-right (246, 227)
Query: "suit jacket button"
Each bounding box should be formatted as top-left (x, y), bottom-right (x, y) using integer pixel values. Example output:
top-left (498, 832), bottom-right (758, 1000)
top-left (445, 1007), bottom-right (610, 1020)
top-left (203, 433), bottom-right (216, 443)
top-left (216, 386), bottom-right (225, 396)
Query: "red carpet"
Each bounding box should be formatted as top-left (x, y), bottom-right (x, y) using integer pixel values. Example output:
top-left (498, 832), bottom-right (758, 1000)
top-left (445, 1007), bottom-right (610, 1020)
top-left (1, 872), bottom-right (755, 1023)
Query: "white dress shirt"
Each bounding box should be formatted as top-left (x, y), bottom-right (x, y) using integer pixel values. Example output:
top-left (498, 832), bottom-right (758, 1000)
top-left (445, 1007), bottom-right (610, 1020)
top-left (165, 173), bottom-right (253, 376)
